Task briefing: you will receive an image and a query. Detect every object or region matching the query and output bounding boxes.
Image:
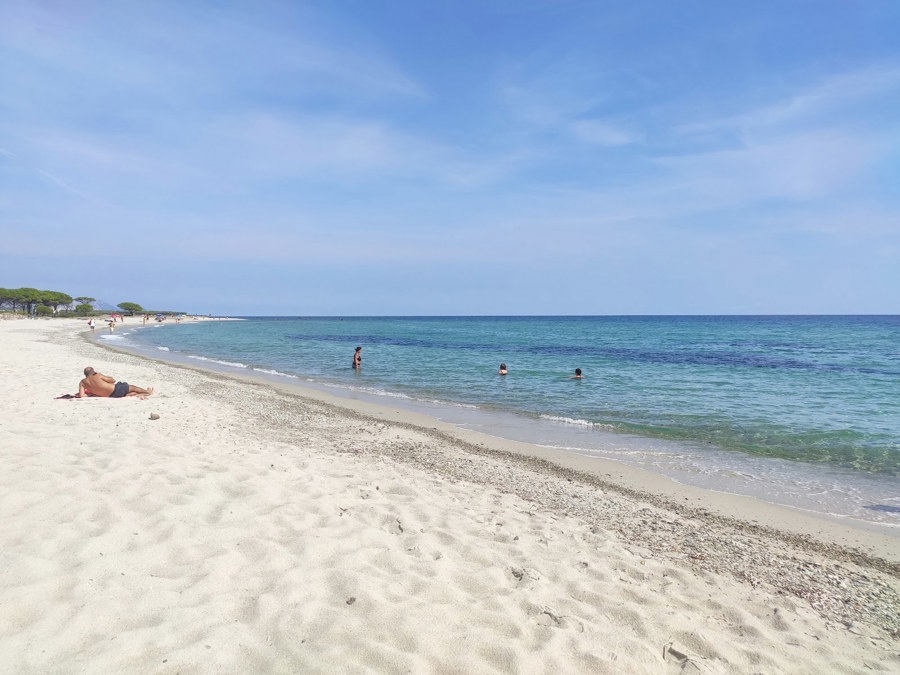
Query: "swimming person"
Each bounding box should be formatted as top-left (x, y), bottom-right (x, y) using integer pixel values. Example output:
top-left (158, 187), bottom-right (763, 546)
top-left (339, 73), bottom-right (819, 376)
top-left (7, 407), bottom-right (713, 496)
top-left (78, 367), bottom-right (154, 398)
top-left (570, 368), bottom-right (583, 379)
top-left (498, 363), bottom-right (508, 375)
top-left (353, 346), bottom-right (362, 370)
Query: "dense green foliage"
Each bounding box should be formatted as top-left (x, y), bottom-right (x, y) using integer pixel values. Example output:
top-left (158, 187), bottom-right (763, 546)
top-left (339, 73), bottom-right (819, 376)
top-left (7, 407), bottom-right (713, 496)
top-left (0, 288), bottom-right (160, 317)
top-left (0, 287), bottom-right (73, 313)
top-left (0, 287), bottom-right (136, 316)
top-left (117, 302), bottom-right (143, 315)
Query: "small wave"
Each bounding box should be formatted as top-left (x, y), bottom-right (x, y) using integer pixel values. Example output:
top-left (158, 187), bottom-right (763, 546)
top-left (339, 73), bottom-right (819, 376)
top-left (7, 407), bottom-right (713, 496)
top-left (252, 367), bottom-right (298, 378)
top-left (364, 389), bottom-right (413, 400)
top-left (541, 414), bottom-right (592, 427)
top-left (539, 414), bottom-right (617, 431)
top-left (405, 397), bottom-right (479, 409)
top-left (98, 334), bottom-right (126, 341)
top-left (186, 355), bottom-right (248, 369)
top-left (430, 399), bottom-right (478, 409)
top-left (157, 346), bottom-right (171, 352)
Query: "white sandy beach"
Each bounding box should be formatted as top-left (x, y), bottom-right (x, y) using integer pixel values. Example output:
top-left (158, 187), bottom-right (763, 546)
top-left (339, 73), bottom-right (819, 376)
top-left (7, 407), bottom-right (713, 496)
top-left (1, 318), bottom-right (898, 674)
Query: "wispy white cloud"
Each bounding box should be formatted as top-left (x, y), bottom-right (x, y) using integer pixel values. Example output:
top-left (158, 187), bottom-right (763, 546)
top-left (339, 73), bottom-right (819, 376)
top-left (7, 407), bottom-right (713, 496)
top-left (35, 169), bottom-right (91, 199)
top-left (653, 130), bottom-right (876, 204)
top-left (629, 64), bottom-right (900, 223)
top-left (205, 114), bottom-right (422, 177)
top-left (570, 119), bottom-right (638, 146)
top-left (676, 64), bottom-right (900, 140)
top-left (495, 58), bottom-right (642, 148)
top-left (0, 1), bottom-right (425, 103)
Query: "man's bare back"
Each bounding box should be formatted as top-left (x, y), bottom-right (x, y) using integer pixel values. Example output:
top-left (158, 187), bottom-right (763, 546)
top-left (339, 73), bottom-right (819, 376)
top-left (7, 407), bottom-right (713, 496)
top-left (78, 367), bottom-right (153, 398)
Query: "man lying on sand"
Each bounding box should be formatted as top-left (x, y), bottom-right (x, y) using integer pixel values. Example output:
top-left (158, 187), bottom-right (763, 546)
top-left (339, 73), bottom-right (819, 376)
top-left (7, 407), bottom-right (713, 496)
top-left (78, 367), bottom-right (154, 398)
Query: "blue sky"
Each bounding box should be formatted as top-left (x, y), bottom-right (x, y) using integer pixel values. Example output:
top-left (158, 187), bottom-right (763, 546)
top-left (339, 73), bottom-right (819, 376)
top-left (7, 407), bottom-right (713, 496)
top-left (2, 1), bottom-right (898, 315)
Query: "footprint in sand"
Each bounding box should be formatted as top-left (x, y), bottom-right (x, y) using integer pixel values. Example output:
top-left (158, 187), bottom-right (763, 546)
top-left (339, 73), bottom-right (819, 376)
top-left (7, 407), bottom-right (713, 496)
top-left (530, 605), bottom-right (584, 632)
top-left (507, 566), bottom-right (540, 584)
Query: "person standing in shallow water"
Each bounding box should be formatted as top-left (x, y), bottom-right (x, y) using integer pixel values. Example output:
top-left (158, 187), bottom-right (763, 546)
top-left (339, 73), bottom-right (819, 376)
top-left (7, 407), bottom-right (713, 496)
top-left (353, 346), bottom-right (362, 370)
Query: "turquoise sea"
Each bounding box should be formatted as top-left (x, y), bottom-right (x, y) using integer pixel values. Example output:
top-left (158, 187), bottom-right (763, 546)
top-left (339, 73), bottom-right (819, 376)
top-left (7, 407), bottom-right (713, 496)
top-left (104, 315), bottom-right (900, 527)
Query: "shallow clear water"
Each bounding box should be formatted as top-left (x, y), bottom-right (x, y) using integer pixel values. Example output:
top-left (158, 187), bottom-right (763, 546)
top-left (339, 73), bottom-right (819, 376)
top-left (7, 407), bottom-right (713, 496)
top-left (105, 315), bottom-right (900, 526)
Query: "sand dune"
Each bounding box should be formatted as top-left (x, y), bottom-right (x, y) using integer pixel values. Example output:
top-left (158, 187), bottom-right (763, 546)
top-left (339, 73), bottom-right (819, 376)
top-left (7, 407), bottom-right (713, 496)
top-left (1, 318), bottom-right (897, 673)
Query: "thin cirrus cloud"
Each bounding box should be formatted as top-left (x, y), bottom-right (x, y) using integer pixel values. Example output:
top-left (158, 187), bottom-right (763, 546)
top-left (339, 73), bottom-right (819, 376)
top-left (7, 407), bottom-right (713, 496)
top-left (653, 131), bottom-right (875, 205)
top-left (570, 119), bottom-right (638, 146)
top-left (654, 65), bottom-right (900, 215)
top-left (0, 0), bottom-right (456, 215)
top-left (675, 65), bottom-right (900, 140)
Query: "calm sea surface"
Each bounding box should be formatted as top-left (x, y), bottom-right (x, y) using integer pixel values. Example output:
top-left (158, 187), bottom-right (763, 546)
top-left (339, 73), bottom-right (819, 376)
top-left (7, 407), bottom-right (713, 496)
top-left (106, 316), bottom-right (900, 527)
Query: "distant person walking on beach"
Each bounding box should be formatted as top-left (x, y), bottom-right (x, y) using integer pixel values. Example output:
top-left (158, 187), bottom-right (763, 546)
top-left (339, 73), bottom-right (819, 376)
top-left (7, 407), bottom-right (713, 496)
top-left (571, 368), bottom-right (583, 379)
top-left (88, 318), bottom-right (95, 332)
top-left (353, 346), bottom-right (362, 370)
top-left (78, 367), bottom-right (154, 398)
top-left (498, 363), bottom-right (508, 375)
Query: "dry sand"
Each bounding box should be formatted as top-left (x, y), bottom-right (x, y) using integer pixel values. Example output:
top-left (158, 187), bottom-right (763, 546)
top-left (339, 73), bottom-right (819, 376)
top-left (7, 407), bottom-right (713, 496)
top-left (1, 318), bottom-right (898, 674)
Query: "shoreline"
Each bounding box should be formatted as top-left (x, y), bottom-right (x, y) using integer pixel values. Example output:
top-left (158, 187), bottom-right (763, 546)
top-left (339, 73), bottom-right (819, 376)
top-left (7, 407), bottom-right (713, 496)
top-left (3, 318), bottom-right (899, 672)
top-left (90, 324), bottom-right (900, 565)
top-left (106, 321), bottom-right (900, 539)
